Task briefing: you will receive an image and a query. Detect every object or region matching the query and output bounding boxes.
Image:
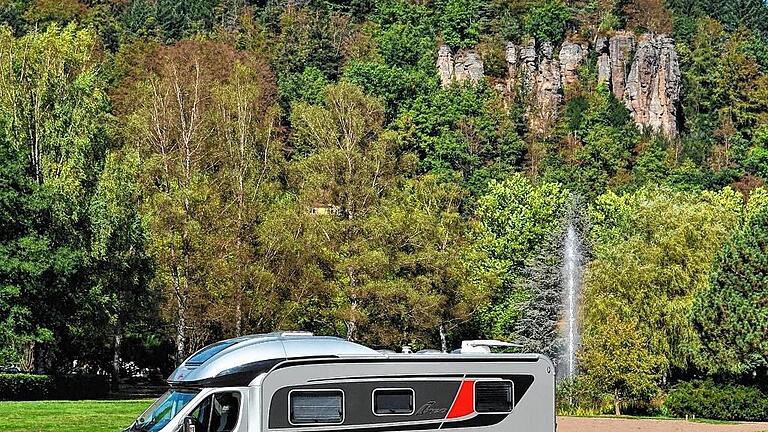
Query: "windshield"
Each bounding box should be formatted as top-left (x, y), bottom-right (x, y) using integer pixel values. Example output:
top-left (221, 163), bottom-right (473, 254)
top-left (128, 389), bottom-right (200, 432)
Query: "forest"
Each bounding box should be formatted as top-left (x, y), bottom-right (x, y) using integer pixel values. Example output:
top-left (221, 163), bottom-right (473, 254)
top-left (1, 0), bottom-right (768, 417)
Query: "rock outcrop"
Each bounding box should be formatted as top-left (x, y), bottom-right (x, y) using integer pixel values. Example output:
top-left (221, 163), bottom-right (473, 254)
top-left (437, 44), bottom-right (484, 87)
top-left (437, 45), bottom-right (454, 86)
top-left (607, 31), bottom-right (636, 100)
top-left (559, 41), bottom-right (586, 87)
top-left (454, 50), bottom-right (485, 83)
top-left (505, 40), bottom-right (585, 134)
top-left (598, 32), bottom-right (681, 136)
top-left (623, 34), bottom-right (681, 137)
top-left (436, 32), bottom-right (681, 136)
top-left (596, 37), bottom-right (611, 84)
top-left (532, 42), bottom-right (563, 133)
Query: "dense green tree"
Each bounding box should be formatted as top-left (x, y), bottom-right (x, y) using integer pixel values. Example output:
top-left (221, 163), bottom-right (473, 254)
top-left (88, 149), bottom-right (154, 384)
top-left (395, 83), bottom-right (526, 202)
top-left (438, 0), bottom-right (483, 49)
top-left (692, 204), bottom-right (768, 375)
top-left (523, 0), bottom-right (571, 43)
top-left (580, 187), bottom-right (743, 410)
top-left (472, 173), bottom-right (570, 341)
top-left (0, 24), bottom-right (112, 372)
top-left (117, 40), bottom-right (279, 362)
top-left (543, 85), bottom-right (639, 199)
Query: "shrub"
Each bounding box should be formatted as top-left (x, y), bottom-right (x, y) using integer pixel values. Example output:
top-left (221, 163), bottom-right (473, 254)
top-left (523, 0), bottom-right (571, 44)
top-left (440, 0), bottom-right (483, 49)
top-left (665, 380), bottom-right (768, 421)
top-left (0, 373), bottom-right (110, 401)
top-left (50, 375), bottom-right (110, 400)
top-left (0, 374), bottom-right (51, 400)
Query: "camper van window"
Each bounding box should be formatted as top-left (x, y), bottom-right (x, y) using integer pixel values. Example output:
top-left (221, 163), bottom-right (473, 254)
top-left (372, 389), bottom-right (414, 415)
top-left (186, 392), bottom-right (241, 432)
top-left (289, 390), bottom-right (344, 425)
top-left (129, 389), bottom-right (199, 432)
top-left (186, 341), bottom-right (237, 365)
top-left (475, 381), bottom-right (513, 413)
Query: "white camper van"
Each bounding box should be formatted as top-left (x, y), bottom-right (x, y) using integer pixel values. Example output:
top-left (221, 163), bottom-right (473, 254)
top-left (122, 332), bottom-right (555, 432)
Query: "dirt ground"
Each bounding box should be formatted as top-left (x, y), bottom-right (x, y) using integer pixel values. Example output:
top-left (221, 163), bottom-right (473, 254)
top-left (557, 416), bottom-right (768, 432)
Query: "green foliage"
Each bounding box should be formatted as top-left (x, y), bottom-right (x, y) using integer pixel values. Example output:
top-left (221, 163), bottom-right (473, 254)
top-left (523, 0), bottom-right (571, 44)
top-left (670, 0), bottom-right (768, 37)
top-left (0, 374), bottom-right (109, 401)
top-left (544, 84), bottom-right (639, 198)
top-left (438, 0), bottom-right (483, 49)
top-left (395, 83), bottom-right (526, 201)
top-left (279, 67), bottom-right (329, 112)
top-left (343, 2), bottom-right (437, 119)
top-left (580, 188), bottom-right (742, 411)
top-left (271, 7), bottom-right (349, 80)
top-left (665, 380), bottom-right (768, 421)
top-left (0, 23), bottom-right (118, 370)
top-left (473, 174), bottom-right (570, 341)
top-left (0, 374), bottom-right (50, 401)
top-left (692, 205), bottom-right (768, 375)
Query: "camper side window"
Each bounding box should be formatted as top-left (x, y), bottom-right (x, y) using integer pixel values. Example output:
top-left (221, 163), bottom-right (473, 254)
top-left (289, 390), bottom-right (344, 425)
top-left (372, 389), bottom-right (414, 415)
top-left (187, 392), bottom-right (241, 432)
top-left (475, 381), bottom-right (513, 413)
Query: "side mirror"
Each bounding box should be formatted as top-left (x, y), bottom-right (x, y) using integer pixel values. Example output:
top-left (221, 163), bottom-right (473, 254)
top-left (182, 416), bottom-right (197, 432)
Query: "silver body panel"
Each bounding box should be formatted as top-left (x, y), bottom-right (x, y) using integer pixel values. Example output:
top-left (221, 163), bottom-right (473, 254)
top-left (168, 333), bottom-right (380, 383)
top-left (151, 334), bottom-right (555, 432)
top-left (261, 355), bottom-right (555, 432)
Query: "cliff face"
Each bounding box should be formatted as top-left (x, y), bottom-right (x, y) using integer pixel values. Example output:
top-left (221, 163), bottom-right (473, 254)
top-left (436, 33), bottom-right (682, 137)
top-left (623, 35), bottom-right (681, 137)
top-left (597, 32), bottom-right (681, 137)
top-left (437, 44), bottom-right (484, 87)
top-left (505, 40), bottom-right (585, 134)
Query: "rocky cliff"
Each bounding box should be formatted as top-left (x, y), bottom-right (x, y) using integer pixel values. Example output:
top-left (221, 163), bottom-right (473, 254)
top-left (623, 34), bottom-right (681, 137)
top-left (437, 44), bottom-right (484, 87)
top-left (436, 32), bottom-right (681, 137)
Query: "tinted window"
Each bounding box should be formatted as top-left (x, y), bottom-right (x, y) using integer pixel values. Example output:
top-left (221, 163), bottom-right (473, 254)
top-left (189, 392), bottom-right (241, 432)
top-left (290, 390), bottom-right (343, 424)
top-left (187, 341), bottom-right (237, 365)
top-left (373, 389), bottom-right (414, 415)
top-left (133, 389), bottom-right (199, 432)
top-left (475, 381), bottom-right (513, 412)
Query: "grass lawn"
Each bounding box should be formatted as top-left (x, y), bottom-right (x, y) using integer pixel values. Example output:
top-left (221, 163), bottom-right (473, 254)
top-left (0, 400), bottom-right (151, 432)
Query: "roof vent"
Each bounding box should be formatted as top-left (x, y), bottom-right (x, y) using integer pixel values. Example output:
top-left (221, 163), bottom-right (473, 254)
top-left (458, 340), bottom-right (519, 354)
top-left (278, 331), bottom-right (314, 337)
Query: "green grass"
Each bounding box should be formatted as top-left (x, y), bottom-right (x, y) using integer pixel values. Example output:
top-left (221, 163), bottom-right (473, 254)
top-left (0, 400), bottom-right (151, 432)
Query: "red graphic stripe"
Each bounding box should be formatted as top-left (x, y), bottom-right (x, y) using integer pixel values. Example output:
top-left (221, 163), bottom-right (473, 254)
top-left (447, 380), bottom-right (475, 419)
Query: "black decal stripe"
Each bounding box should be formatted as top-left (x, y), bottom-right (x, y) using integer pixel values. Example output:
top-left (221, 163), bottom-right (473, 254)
top-left (273, 357), bottom-right (543, 372)
top-left (269, 380), bottom-right (460, 429)
top-left (308, 422), bottom-right (444, 432)
top-left (440, 414), bottom-right (508, 429)
top-left (275, 414), bottom-right (509, 432)
top-left (309, 374), bottom-right (464, 382)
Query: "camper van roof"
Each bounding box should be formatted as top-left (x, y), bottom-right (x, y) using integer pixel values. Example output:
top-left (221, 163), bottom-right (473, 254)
top-left (168, 332), bottom-right (380, 386)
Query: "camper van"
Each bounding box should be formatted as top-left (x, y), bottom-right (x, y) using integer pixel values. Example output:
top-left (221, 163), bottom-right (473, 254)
top-left (123, 332), bottom-right (555, 432)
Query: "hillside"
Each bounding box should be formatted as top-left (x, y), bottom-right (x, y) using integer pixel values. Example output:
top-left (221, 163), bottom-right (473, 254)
top-left (1, 0), bottom-right (767, 416)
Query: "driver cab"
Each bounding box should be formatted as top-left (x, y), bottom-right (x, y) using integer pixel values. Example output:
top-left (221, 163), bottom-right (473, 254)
top-left (128, 387), bottom-right (249, 432)
top-left (183, 390), bottom-right (243, 432)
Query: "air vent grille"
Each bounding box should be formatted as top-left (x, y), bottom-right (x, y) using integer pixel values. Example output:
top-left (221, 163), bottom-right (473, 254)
top-left (475, 381), bottom-right (513, 413)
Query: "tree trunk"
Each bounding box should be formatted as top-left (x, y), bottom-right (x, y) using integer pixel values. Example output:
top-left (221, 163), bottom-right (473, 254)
top-left (345, 320), bottom-right (357, 342)
top-left (439, 324), bottom-right (448, 353)
top-left (235, 299), bottom-right (243, 337)
top-left (112, 328), bottom-right (122, 389)
top-left (613, 389), bottom-right (621, 416)
top-left (176, 307), bottom-right (186, 365)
